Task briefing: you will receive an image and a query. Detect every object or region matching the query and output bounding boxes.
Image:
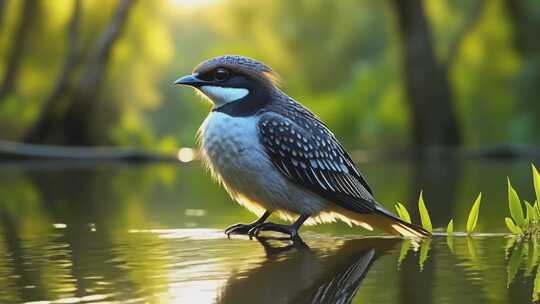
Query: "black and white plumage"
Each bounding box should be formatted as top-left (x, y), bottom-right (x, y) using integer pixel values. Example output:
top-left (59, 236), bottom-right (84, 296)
top-left (175, 55), bottom-right (429, 238)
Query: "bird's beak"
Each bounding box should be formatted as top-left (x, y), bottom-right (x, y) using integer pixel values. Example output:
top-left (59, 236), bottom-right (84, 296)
top-left (174, 74), bottom-right (206, 87)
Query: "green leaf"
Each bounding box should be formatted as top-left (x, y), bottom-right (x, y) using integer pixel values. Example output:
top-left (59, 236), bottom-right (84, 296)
top-left (525, 241), bottom-right (539, 277)
top-left (395, 202), bottom-right (411, 224)
top-left (466, 193), bottom-right (482, 234)
top-left (418, 191), bottom-right (432, 233)
top-left (507, 242), bottom-right (525, 287)
top-left (505, 217), bottom-right (523, 235)
top-left (397, 239), bottom-right (411, 268)
top-left (467, 237), bottom-right (478, 263)
top-left (526, 200), bottom-right (537, 223)
top-left (419, 239), bottom-right (431, 272)
top-left (446, 219), bottom-right (454, 253)
top-left (508, 178), bottom-right (527, 228)
top-left (533, 164), bottom-right (540, 204)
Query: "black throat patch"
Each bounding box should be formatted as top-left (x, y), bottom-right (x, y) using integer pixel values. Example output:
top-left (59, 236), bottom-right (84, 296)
top-left (212, 85), bottom-right (271, 117)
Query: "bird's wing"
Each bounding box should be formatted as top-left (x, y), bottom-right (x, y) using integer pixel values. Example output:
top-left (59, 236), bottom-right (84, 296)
top-left (257, 111), bottom-right (377, 214)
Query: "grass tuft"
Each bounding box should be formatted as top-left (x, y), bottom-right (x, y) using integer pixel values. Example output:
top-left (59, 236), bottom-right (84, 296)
top-left (504, 165), bottom-right (540, 238)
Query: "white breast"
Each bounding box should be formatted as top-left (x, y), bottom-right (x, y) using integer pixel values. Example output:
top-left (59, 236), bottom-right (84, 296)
top-left (197, 112), bottom-right (329, 220)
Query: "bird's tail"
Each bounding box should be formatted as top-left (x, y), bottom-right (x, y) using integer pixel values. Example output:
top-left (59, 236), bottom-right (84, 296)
top-left (345, 208), bottom-right (431, 238)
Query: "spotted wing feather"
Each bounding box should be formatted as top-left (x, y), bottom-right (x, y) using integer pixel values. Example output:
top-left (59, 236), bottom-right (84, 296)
top-left (257, 111), bottom-right (376, 214)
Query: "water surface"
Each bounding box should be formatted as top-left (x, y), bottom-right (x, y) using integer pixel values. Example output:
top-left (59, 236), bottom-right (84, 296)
top-left (0, 159), bottom-right (537, 303)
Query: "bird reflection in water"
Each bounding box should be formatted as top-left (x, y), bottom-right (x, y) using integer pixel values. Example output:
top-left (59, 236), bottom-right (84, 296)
top-left (216, 236), bottom-right (398, 304)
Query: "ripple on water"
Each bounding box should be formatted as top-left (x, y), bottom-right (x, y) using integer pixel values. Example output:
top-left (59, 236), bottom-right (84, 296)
top-left (0, 228), bottom-right (537, 303)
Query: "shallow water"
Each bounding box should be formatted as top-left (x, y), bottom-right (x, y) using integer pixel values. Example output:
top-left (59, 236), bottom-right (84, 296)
top-left (0, 159), bottom-right (538, 303)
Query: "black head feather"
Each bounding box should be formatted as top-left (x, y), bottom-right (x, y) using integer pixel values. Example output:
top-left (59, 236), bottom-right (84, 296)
top-left (193, 55), bottom-right (282, 88)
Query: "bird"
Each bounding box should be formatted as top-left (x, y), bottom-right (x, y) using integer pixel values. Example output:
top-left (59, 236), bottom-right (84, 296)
top-left (174, 55), bottom-right (430, 239)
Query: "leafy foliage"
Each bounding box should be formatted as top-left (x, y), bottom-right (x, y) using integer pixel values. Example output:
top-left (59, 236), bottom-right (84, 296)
top-left (507, 178), bottom-right (527, 228)
top-left (505, 165), bottom-right (540, 237)
top-left (0, 0), bottom-right (538, 149)
top-left (418, 191), bottom-right (432, 233)
top-left (394, 202), bottom-right (411, 224)
top-left (534, 165), bottom-right (540, 201)
top-left (447, 219), bottom-right (454, 235)
top-left (466, 193), bottom-right (482, 234)
top-left (506, 217), bottom-right (524, 235)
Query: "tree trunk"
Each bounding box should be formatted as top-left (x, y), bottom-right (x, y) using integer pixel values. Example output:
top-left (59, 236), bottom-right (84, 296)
top-left (24, 0), bottom-right (82, 143)
top-left (0, 0), bottom-right (38, 103)
top-left (391, 0), bottom-right (461, 148)
top-left (61, 0), bottom-right (136, 145)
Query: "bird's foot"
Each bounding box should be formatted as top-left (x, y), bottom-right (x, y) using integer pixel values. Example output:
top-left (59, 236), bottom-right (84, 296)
top-left (224, 211), bottom-right (272, 238)
top-left (248, 222), bottom-right (300, 240)
top-left (255, 235), bottom-right (310, 255)
top-left (224, 223), bottom-right (261, 237)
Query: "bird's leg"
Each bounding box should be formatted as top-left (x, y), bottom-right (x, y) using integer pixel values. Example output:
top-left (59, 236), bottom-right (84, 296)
top-left (249, 214), bottom-right (309, 240)
top-left (224, 211), bottom-right (271, 237)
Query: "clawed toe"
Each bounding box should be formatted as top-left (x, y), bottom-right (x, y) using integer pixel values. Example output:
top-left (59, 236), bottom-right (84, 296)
top-left (248, 226), bottom-right (261, 239)
top-left (224, 223), bottom-right (255, 236)
top-left (226, 214), bottom-right (307, 240)
top-left (248, 222), bottom-right (298, 239)
top-left (225, 211), bottom-right (272, 238)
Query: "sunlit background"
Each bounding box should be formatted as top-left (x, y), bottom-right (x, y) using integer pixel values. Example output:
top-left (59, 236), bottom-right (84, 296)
top-left (0, 0), bottom-right (539, 151)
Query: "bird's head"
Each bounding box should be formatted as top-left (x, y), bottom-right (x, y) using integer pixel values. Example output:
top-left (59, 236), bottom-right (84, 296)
top-left (174, 55), bottom-right (281, 108)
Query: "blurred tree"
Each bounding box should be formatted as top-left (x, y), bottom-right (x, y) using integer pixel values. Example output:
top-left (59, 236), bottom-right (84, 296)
top-left (505, 0), bottom-right (540, 54)
top-left (62, 0), bottom-right (136, 145)
top-left (445, 1), bottom-right (487, 67)
top-left (205, 0), bottom-right (395, 148)
top-left (0, 0), bottom-right (39, 103)
top-left (0, 0), bottom-right (6, 31)
top-left (25, 0), bottom-right (82, 143)
top-left (24, 0), bottom-right (136, 145)
top-left (391, 0), bottom-right (461, 148)
top-left (505, 0), bottom-right (540, 134)
top-left (0, 0), bottom-right (537, 150)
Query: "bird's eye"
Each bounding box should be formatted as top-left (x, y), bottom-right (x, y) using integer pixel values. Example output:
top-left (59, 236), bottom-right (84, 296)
top-left (213, 68), bottom-right (230, 81)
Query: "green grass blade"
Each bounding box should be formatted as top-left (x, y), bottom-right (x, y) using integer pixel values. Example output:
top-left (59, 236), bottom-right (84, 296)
top-left (467, 237), bottom-right (478, 262)
top-left (395, 202), bottom-right (411, 224)
top-left (466, 193), bottom-right (482, 234)
top-left (419, 239), bottom-right (431, 272)
top-left (447, 219), bottom-right (454, 235)
top-left (418, 191), bottom-right (432, 233)
top-left (505, 217), bottom-right (523, 235)
top-left (507, 178), bottom-right (526, 228)
top-left (394, 204), bottom-right (402, 219)
top-left (398, 239), bottom-right (411, 268)
top-left (526, 200), bottom-right (537, 223)
top-left (533, 164), bottom-right (540, 204)
top-left (507, 242), bottom-right (525, 287)
top-left (525, 241), bottom-right (539, 277)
